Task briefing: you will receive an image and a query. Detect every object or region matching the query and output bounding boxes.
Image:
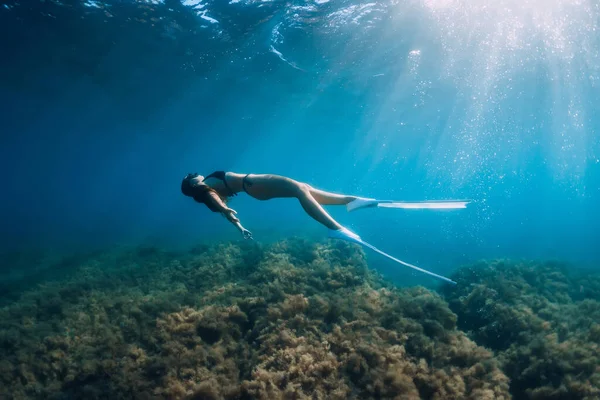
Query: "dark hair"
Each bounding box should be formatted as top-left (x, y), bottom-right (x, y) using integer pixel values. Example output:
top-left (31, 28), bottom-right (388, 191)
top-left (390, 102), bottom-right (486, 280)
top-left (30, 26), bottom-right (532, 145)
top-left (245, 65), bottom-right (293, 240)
top-left (181, 173), bottom-right (222, 212)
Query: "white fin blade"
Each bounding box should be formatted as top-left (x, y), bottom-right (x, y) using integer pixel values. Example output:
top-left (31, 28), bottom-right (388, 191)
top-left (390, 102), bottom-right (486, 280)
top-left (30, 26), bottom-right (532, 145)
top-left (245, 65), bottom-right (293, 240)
top-left (377, 200), bottom-right (470, 209)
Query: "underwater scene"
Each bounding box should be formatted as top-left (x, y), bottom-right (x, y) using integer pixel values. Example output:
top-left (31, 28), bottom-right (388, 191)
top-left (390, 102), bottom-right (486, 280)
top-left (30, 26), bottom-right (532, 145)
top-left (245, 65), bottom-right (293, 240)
top-left (1, 0), bottom-right (599, 399)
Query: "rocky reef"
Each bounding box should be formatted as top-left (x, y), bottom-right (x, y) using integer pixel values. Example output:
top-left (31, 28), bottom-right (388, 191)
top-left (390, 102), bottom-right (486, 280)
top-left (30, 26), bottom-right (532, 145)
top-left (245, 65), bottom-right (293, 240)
top-left (442, 260), bottom-right (600, 400)
top-left (0, 238), bottom-right (598, 399)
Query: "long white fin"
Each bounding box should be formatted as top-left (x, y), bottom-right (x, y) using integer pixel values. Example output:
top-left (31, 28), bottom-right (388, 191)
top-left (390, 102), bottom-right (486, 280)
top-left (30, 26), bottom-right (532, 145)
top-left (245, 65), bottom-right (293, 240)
top-left (347, 198), bottom-right (471, 212)
top-left (329, 228), bottom-right (457, 285)
top-left (377, 200), bottom-right (470, 209)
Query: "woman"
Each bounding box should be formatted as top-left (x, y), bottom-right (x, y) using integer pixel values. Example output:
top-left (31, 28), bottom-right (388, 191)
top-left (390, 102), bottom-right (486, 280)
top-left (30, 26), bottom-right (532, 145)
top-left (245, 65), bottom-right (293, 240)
top-left (181, 171), bottom-right (468, 284)
top-left (180, 171), bottom-right (373, 240)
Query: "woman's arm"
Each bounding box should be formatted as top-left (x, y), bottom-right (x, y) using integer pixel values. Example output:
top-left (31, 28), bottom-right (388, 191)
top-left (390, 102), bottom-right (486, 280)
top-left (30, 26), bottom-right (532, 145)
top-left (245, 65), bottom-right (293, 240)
top-left (207, 191), bottom-right (253, 239)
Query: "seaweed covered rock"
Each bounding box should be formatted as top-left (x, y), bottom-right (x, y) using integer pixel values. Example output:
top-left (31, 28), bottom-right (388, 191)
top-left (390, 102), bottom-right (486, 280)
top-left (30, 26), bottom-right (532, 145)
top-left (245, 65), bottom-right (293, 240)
top-left (0, 239), bottom-right (511, 399)
top-left (443, 260), bottom-right (600, 399)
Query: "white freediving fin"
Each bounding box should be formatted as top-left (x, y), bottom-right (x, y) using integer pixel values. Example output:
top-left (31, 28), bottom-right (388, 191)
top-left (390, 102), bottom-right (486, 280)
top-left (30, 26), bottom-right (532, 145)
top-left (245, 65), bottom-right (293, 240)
top-left (377, 200), bottom-right (471, 209)
top-left (347, 198), bottom-right (471, 212)
top-left (328, 227), bottom-right (457, 285)
top-left (328, 226), bottom-right (363, 244)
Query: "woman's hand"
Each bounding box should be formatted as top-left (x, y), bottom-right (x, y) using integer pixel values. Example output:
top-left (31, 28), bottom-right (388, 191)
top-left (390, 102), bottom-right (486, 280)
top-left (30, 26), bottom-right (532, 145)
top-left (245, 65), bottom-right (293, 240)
top-left (223, 208), bottom-right (252, 239)
top-left (241, 228), bottom-right (253, 240)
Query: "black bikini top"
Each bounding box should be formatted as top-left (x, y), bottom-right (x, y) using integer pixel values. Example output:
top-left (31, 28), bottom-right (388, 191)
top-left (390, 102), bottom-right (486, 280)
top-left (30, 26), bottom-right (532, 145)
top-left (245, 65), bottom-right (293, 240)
top-left (203, 171), bottom-right (237, 197)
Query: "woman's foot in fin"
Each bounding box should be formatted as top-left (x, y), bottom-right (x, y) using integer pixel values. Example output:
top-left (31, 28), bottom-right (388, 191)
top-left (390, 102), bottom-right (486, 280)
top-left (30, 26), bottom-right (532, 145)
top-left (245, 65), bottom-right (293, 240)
top-left (328, 226), bottom-right (362, 243)
top-left (346, 197), bottom-right (378, 212)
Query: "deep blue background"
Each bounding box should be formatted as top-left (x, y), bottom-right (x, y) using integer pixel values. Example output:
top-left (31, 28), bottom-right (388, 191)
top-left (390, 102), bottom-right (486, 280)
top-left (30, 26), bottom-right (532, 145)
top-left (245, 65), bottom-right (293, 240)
top-left (1, 0), bottom-right (599, 286)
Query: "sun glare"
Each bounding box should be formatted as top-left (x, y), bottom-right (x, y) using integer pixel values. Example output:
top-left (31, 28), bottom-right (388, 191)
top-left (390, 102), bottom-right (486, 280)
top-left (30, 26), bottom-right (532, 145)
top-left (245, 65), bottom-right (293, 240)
top-left (405, 0), bottom-right (600, 191)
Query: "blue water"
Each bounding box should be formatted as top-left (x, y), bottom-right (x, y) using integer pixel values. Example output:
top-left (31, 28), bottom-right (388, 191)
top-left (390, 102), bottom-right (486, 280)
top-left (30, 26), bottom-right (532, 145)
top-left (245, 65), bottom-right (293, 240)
top-left (1, 0), bottom-right (599, 286)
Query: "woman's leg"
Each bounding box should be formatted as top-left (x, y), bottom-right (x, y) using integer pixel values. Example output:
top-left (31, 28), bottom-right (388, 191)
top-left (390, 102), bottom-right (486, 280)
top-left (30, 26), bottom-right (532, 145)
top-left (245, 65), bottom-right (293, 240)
top-left (296, 184), bottom-right (344, 230)
top-left (240, 175), bottom-right (349, 230)
top-left (307, 186), bottom-right (358, 206)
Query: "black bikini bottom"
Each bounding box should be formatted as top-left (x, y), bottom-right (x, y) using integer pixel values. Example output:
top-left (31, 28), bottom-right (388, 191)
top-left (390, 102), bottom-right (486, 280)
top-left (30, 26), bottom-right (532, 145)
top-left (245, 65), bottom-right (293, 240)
top-left (242, 174), bottom-right (253, 193)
